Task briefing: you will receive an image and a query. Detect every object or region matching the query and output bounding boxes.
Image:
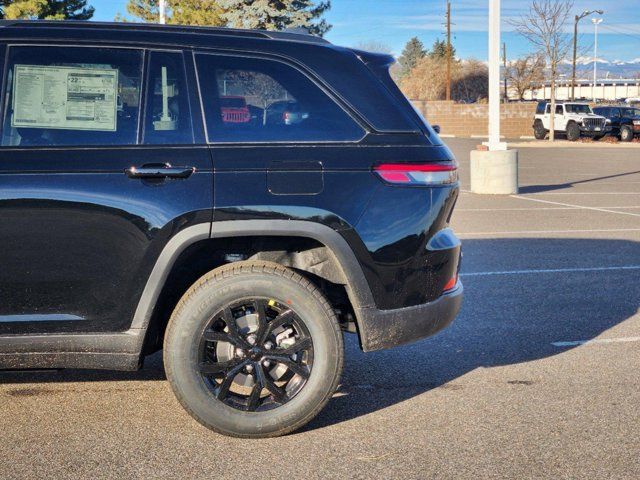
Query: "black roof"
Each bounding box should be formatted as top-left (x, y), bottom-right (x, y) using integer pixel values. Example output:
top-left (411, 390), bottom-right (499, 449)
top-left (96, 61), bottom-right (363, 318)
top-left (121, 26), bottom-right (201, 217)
top-left (0, 20), bottom-right (331, 45)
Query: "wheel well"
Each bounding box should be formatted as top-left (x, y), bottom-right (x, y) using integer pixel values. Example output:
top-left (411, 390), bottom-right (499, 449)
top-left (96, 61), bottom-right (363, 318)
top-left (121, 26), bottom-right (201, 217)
top-left (141, 236), bottom-right (355, 354)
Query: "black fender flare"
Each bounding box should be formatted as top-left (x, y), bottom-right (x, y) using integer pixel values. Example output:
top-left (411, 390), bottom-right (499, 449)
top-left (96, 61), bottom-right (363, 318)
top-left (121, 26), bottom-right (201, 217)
top-left (130, 220), bottom-right (377, 344)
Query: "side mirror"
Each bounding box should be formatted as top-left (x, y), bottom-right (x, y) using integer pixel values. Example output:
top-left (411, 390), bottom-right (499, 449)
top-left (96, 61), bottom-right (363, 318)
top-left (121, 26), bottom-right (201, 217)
top-left (433, 125), bottom-right (441, 134)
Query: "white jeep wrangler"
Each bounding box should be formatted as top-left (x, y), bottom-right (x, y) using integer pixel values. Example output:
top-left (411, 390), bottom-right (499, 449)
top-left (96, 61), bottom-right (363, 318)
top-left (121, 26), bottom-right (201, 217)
top-left (533, 101), bottom-right (611, 141)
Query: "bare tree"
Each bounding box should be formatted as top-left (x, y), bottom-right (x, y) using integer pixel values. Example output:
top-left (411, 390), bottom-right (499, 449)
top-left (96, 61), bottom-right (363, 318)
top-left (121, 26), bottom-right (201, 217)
top-left (506, 54), bottom-right (546, 101)
top-left (511, 0), bottom-right (573, 141)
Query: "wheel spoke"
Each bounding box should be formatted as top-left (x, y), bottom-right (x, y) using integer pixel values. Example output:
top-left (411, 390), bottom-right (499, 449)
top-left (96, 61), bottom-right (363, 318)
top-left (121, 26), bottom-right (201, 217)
top-left (274, 337), bottom-right (312, 356)
top-left (266, 355), bottom-right (310, 379)
top-left (258, 309), bottom-right (295, 344)
top-left (253, 299), bottom-right (268, 344)
top-left (216, 359), bottom-right (250, 401)
top-left (245, 378), bottom-right (262, 412)
top-left (202, 330), bottom-right (233, 344)
top-left (221, 307), bottom-right (251, 349)
top-left (199, 357), bottom-right (244, 376)
top-left (257, 364), bottom-right (288, 403)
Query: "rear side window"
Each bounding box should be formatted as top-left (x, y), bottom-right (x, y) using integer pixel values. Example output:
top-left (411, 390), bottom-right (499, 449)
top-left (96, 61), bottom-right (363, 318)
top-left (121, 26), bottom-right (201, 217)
top-left (143, 51), bottom-right (193, 145)
top-left (195, 54), bottom-right (364, 143)
top-left (1, 46), bottom-right (142, 147)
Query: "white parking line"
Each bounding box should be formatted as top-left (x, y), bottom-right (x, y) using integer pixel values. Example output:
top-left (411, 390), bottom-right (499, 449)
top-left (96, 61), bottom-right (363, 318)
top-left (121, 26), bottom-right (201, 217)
top-left (552, 337), bottom-right (640, 347)
top-left (459, 228), bottom-right (640, 237)
top-left (457, 206), bottom-right (640, 212)
top-left (510, 194), bottom-right (640, 218)
top-left (460, 265), bottom-right (640, 277)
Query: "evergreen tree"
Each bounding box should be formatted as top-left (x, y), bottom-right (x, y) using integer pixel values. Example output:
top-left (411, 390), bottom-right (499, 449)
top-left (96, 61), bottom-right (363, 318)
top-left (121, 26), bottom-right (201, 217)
top-left (2, 0), bottom-right (93, 19)
top-left (429, 38), bottom-right (455, 59)
top-left (121, 0), bottom-right (225, 26)
top-left (398, 37), bottom-right (426, 77)
top-left (219, 0), bottom-right (331, 36)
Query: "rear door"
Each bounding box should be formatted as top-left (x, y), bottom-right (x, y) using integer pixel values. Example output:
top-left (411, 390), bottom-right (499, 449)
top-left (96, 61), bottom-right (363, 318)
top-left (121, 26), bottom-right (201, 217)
top-left (0, 44), bottom-right (212, 335)
top-left (193, 51), bottom-right (374, 222)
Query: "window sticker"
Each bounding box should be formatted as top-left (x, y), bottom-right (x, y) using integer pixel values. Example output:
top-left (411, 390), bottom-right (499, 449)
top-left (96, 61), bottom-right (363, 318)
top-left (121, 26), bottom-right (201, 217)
top-left (12, 65), bottom-right (118, 131)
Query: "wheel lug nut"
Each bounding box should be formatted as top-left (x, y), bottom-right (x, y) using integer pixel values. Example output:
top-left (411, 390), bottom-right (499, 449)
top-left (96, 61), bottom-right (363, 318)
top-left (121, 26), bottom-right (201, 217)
top-left (247, 335), bottom-right (257, 345)
top-left (235, 348), bottom-right (245, 358)
top-left (245, 364), bottom-right (254, 373)
top-left (263, 360), bottom-right (271, 368)
top-left (264, 341), bottom-right (273, 350)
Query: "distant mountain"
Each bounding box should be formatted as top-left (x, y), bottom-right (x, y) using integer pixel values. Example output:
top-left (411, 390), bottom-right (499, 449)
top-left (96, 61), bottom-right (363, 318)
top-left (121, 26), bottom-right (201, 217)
top-left (560, 57), bottom-right (640, 80)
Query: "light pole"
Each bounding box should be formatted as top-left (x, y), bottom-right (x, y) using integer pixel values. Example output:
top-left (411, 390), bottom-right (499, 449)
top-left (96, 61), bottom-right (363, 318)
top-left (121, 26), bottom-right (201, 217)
top-left (571, 10), bottom-right (603, 100)
top-left (592, 17), bottom-right (603, 101)
top-left (159, 0), bottom-right (166, 24)
top-left (471, 0), bottom-right (518, 195)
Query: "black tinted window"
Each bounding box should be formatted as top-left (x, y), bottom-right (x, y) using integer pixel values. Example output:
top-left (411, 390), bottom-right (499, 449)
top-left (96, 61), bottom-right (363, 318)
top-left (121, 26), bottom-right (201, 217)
top-left (143, 51), bottom-right (193, 145)
top-left (2, 46), bottom-right (142, 147)
top-left (195, 54), bottom-right (364, 143)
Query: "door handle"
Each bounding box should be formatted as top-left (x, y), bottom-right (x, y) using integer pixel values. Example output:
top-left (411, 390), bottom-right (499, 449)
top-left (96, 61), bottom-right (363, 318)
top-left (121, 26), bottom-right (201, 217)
top-left (125, 163), bottom-right (195, 179)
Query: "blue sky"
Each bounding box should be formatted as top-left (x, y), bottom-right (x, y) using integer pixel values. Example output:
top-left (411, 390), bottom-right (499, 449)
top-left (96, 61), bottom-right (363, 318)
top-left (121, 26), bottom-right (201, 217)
top-left (91, 0), bottom-right (640, 62)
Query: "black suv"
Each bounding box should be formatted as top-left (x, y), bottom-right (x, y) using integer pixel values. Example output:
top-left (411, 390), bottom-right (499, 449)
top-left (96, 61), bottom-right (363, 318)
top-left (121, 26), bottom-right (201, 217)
top-left (0, 21), bottom-right (462, 438)
top-left (593, 105), bottom-right (640, 141)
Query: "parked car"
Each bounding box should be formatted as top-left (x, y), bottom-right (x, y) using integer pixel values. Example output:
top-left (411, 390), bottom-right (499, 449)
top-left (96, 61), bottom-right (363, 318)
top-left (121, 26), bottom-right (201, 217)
top-left (593, 105), bottom-right (640, 141)
top-left (0, 20), bottom-right (462, 438)
top-left (533, 101), bottom-right (610, 141)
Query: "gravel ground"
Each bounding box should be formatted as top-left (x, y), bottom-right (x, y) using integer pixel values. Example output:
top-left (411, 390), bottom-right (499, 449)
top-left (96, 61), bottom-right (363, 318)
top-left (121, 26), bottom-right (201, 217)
top-left (1, 138), bottom-right (639, 479)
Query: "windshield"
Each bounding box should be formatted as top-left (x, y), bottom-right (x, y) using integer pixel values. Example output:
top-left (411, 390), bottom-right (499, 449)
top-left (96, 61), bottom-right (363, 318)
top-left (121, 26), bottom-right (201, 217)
top-left (565, 104), bottom-right (592, 114)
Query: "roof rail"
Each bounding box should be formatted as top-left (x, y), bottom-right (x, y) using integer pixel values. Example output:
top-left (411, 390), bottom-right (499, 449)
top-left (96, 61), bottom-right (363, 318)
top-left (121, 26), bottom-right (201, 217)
top-left (0, 20), bottom-right (331, 45)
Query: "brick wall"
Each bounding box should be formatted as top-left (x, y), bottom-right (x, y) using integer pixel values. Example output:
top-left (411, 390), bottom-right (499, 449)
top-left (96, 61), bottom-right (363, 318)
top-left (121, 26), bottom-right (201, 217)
top-left (411, 100), bottom-right (537, 138)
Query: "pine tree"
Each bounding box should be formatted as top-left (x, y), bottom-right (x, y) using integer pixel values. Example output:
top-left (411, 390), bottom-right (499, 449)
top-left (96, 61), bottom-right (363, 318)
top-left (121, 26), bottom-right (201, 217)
top-left (2, 0), bottom-right (94, 19)
top-left (398, 37), bottom-right (426, 77)
top-left (122, 0), bottom-right (225, 26)
top-left (219, 0), bottom-right (331, 36)
top-left (429, 38), bottom-right (455, 60)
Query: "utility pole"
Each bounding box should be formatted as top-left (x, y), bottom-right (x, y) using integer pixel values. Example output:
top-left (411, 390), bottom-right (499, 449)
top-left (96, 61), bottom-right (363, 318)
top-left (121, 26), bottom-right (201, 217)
top-left (502, 42), bottom-right (508, 102)
top-left (572, 10), bottom-right (603, 101)
top-left (445, 1), bottom-right (452, 101)
top-left (159, 0), bottom-right (166, 24)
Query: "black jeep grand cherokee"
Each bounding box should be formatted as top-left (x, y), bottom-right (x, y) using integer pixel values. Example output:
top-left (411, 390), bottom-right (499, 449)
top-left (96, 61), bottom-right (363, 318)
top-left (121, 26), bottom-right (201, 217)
top-left (0, 20), bottom-right (462, 437)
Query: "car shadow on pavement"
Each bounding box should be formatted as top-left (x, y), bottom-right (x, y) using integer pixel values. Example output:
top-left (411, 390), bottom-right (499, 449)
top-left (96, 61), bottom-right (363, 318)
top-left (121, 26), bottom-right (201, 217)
top-left (519, 169), bottom-right (640, 194)
top-left (304, 237), bottom-right (640, 432)
top-left (1, 238), bottom-right (638, 436)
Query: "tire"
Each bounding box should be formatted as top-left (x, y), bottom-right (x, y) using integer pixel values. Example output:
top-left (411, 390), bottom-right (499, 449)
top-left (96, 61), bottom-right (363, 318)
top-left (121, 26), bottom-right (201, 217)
top-left (620, 125), bottom-right (634, 142)
top-left (164, 261), bottom-right (344, 438)
top-left (533, 121), bottom-right (547, 140)
top-left (566, 122), bottom-right (581, 141)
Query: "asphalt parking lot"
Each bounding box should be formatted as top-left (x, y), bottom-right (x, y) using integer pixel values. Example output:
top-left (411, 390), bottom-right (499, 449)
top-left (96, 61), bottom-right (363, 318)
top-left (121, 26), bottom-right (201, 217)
top-left (2, 138), bottom-right (640, 479)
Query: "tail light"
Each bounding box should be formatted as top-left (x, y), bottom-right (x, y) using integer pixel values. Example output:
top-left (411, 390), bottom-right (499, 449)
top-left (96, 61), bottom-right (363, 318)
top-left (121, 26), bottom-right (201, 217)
top-left (443, 275), bottom-right (458, 293)
top-left (373, 162), bottom-right (458, 186)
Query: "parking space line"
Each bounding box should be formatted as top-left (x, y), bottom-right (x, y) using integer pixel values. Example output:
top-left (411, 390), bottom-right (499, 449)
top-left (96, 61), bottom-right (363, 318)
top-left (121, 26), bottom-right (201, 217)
top-left (459, 228), bottom-right (640, 237)
top-left (510, 194), bottom-right (640, 218)
top-left (457, 206), bottom-right (640, 212)
top-left (461, 265), bottom-right (640, 277)
top-left (552, 337), bottom-right (640, 347)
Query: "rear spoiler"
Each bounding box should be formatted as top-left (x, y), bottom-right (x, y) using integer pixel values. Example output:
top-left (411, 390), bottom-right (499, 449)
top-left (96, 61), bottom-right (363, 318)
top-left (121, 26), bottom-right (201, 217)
top-left (348, 48), bottom-right (396, 69)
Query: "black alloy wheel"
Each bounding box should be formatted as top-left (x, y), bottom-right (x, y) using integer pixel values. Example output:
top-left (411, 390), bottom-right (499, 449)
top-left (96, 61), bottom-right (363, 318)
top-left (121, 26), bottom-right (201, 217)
top-left (199, 298), bottom-right (314, 412)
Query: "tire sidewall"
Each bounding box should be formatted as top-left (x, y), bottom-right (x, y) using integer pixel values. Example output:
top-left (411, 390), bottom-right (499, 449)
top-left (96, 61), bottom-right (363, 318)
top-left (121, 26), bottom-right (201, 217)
top-left (164, 270), bottom-right (342, 437)
top-left (620, 126), bottom-right (633, 142)
top-left (566, 122), bottom-right (580, 141)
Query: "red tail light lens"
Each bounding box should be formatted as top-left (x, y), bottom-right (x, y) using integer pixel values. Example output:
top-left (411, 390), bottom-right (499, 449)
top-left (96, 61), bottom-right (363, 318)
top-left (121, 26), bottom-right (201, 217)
top-left (443, 275), bottom-right (458, 293)
top-left (374, 162), bottom-right (458, 186)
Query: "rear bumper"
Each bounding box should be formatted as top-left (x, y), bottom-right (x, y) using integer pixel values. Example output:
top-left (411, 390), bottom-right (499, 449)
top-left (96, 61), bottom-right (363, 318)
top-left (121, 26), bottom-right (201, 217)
top-left (357, 281), bottom-right (463, 352)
